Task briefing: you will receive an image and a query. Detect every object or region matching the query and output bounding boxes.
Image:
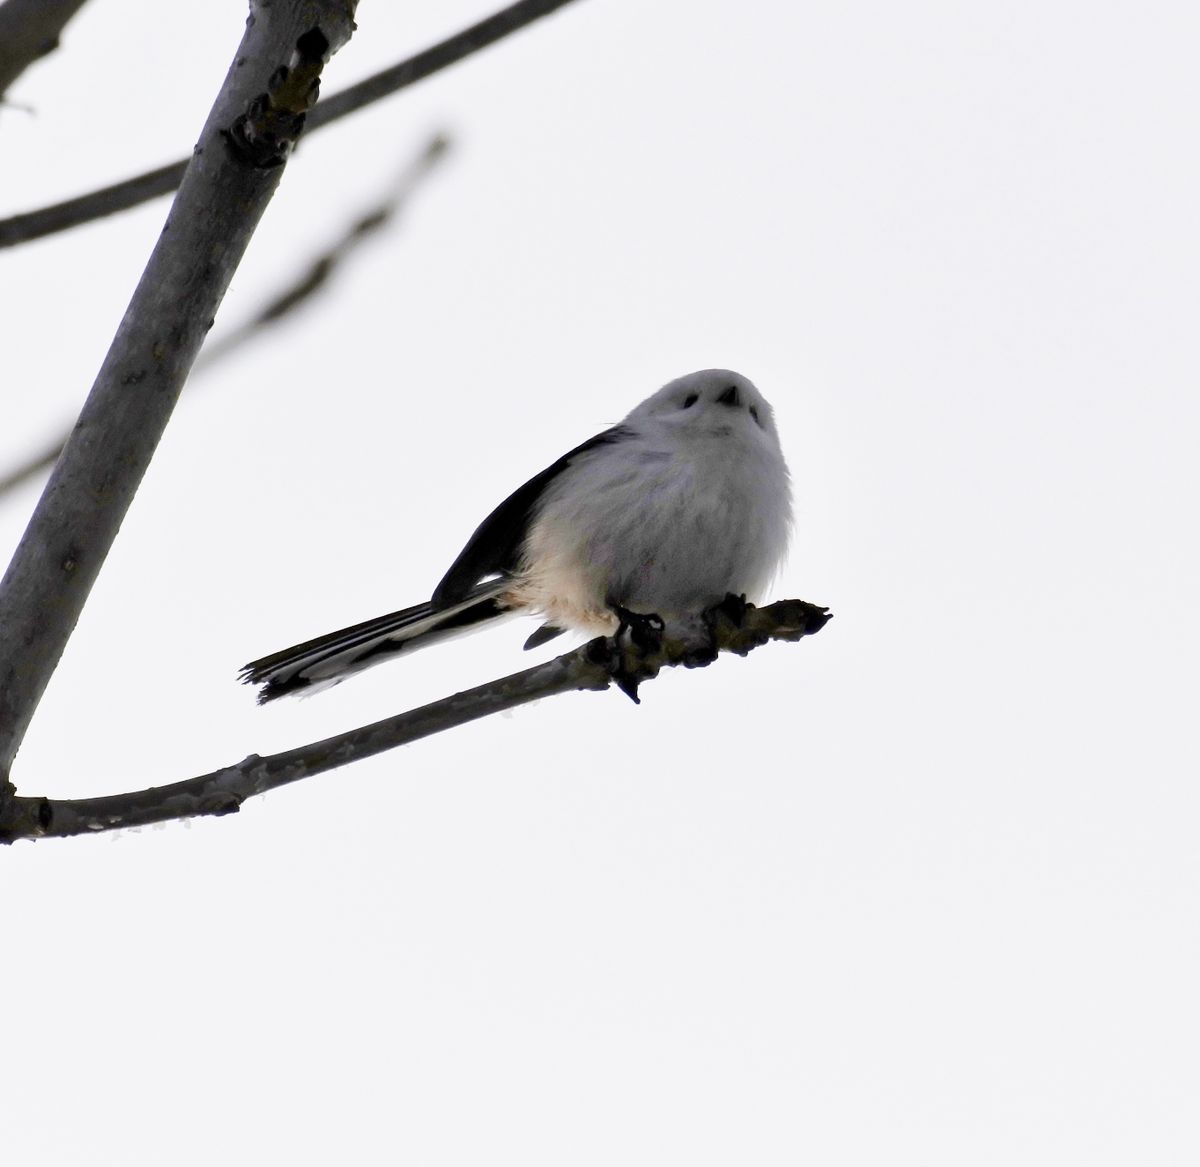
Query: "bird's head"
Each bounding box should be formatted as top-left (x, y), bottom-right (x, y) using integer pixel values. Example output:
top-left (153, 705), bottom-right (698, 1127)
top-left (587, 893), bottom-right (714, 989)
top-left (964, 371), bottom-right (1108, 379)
top-left (627, 369), bottom-right (781, 445)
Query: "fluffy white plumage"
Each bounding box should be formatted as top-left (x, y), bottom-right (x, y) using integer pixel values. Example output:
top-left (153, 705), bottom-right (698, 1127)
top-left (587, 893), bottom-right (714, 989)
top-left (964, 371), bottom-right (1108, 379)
top-left (512, 369), bottom-right (790, 635)
top-left (241, 369), bottom-right (791, 701)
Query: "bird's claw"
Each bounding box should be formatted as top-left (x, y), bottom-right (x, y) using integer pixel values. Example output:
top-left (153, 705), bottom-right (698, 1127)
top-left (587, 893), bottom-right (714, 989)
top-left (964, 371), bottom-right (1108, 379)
top-left (599, 605), bottom-right (666, 703)
top-left (682, 593), bottom-right (752, 665)
top-left (710, 592), bottom-right (751, 627)
top-left (612, 605), bottom-right (665, 653)
top-left (591, 596), bottom-right (764, 701)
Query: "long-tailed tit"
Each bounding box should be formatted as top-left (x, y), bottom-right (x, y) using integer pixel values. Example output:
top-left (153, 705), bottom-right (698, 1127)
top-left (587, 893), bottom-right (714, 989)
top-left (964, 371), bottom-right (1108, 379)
top-left (241, 369), bottom-right (791, 702)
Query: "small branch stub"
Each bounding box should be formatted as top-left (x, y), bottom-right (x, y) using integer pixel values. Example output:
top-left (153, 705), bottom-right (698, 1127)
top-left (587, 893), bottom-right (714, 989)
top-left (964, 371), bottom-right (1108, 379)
top-left (226, 27), bottom-right (332, 167)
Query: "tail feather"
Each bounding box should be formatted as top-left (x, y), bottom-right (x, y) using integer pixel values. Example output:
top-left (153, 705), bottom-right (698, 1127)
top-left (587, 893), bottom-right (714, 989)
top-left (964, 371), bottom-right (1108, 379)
top-left (241, 581), bottom-right (509, 702)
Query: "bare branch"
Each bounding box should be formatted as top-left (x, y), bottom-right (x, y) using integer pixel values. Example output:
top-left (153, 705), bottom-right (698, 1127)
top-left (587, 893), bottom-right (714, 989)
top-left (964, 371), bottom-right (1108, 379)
top-left (0, 600), bottom-right (831, 843)
top-left (0, 0), bottom-right (582, 249)
top-left (0, 438), bottom-right (61, 498)
top-left (0, 161), bottom-right (186, 245)
top-left (303, 0), bottom-right (581, 131)
top-left (0, 1), bottom-right (359, 794)
top-left (0, 0), bottom-right (90, 100)
top-left (199, 131), bottom-right (451, 364)
top-left (0, 132), bottom-right (450, 499)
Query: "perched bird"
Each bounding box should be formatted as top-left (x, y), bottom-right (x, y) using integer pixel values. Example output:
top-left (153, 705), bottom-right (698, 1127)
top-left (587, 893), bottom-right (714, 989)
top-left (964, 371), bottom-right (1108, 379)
top-left (241, 369), bottom-right (791, 702)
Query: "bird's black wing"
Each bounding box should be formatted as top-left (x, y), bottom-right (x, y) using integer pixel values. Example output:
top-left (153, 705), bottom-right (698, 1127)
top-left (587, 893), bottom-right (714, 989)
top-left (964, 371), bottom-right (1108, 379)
top-left (432, 425), bottom-right (633, 608)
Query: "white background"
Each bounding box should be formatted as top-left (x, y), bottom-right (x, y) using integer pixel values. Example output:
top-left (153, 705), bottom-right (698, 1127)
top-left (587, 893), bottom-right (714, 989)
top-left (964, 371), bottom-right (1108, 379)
top-left (2, 1), bottom-right (1197, 1162)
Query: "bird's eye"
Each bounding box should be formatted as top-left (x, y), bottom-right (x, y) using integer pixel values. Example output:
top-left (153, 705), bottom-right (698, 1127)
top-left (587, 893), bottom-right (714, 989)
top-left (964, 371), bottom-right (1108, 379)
top-left (681, 393), bottom-right (699, 409)
top-left (749, 405), bottom-right (761, 426)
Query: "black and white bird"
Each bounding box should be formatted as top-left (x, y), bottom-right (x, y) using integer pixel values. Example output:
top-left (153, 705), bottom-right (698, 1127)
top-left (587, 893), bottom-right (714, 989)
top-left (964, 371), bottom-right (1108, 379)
top-left (241, 369), bottom-right (792, 702)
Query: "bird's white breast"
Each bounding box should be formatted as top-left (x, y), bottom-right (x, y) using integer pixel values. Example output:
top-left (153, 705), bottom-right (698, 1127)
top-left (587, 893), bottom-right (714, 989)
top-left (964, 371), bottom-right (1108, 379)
top-left (512, 415), bottom-right (790, 635)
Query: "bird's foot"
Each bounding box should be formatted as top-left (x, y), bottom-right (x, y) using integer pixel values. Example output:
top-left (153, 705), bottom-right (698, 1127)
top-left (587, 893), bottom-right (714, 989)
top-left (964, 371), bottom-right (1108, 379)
top-left (597, 605), bottom-right (665, 703)
top-left (682, 593), bottom-right (752, 667)
top-left (612, 605), bottom-right (665, 653)
top-left (711, 592), bottom-right (751, 627)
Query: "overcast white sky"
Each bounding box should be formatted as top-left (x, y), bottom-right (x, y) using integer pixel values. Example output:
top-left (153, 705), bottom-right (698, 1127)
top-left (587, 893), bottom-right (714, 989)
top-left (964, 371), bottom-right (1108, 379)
top-left (2, 1), bottom-right (1198, 1162)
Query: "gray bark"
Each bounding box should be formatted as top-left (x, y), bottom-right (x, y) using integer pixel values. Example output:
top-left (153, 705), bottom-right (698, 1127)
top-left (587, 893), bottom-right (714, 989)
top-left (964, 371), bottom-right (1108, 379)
top-left (0, 1), bottom-right (359, 794)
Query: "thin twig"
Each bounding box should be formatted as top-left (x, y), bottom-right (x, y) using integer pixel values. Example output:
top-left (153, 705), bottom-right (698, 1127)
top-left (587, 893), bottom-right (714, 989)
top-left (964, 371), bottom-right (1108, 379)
top-left (0, 600), bottom-right (832, 843)
top-left (199, 131), bottom-right (451, 364)
top-left (0, 439), bottom-right (61, 497)
top-left (0, 132), bottom-right (451, 499)
top-left (0, 2), bottom-right (359, 794)
top-left (0, 0), bottom-right (581, 248)
top-left (0, 0), bottom-right (90, 100)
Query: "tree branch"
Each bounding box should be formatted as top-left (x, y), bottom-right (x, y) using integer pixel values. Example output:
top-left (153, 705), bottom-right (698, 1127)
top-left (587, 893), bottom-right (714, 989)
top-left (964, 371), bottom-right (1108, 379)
top-left (0, 1), bottom-right (359, 796)
top-left (0, 437), bottom-right (61, 499)
top-left (198, 131), bottom-right (451, 364)
top-left (0, 600), bottom-right (831, 843)
top-left (0, 131), bottom-right (450, 499)
top-left (0, 0), bottom-right (90, 101)
top-left (0, 0), bottom-right (581, 249)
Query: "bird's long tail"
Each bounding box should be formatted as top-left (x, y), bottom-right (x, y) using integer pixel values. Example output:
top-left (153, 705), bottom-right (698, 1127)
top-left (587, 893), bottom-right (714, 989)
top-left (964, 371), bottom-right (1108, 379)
top-left (240, 581), bottom-right (510, 703)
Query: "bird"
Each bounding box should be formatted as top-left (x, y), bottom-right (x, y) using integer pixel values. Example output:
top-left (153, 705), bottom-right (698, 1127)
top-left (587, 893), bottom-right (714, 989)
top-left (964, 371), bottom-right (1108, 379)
top-left (240, 369), bottom-right (792, 702)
